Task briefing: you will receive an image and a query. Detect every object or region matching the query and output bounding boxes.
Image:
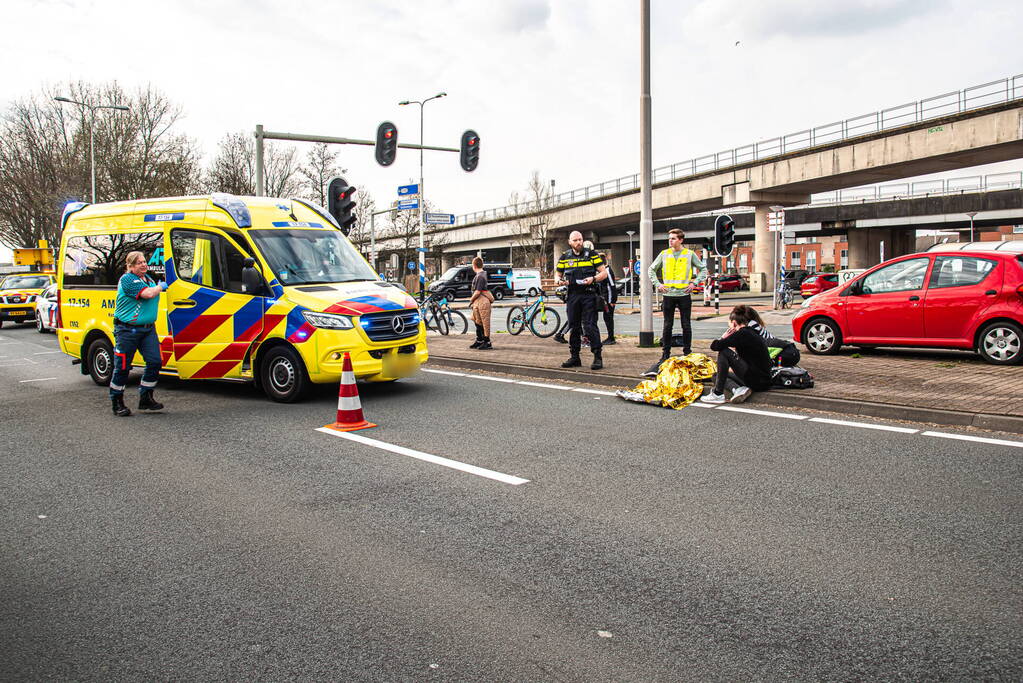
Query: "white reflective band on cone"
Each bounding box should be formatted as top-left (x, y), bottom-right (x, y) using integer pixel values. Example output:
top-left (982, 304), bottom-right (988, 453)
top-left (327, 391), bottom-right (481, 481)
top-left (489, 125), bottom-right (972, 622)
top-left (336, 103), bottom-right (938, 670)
top-left (338, 395), bottom-right (362, 411)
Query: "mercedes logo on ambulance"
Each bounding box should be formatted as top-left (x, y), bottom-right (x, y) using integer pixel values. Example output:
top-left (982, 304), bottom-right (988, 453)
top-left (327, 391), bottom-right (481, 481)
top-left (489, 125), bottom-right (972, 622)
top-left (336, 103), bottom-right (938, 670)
top-left (391, 316), bottom-right (406, 335)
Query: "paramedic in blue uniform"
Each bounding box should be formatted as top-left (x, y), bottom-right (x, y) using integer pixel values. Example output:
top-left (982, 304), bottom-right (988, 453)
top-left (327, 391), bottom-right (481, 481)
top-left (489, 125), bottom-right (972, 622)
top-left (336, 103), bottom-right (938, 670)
top-left (109, 250), bottom-right (168, 417)
top-left (555, 231), bottom-right (608, 370)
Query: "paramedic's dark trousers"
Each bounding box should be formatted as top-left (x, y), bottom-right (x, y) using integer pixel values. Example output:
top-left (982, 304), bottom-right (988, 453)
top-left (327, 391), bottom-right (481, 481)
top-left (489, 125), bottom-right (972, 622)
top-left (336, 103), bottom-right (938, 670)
top-left (566, 291), bottom-right (602, 356)
top-left (660, 295), bottom-right (692, 357)
top-left (713, 348), bottom-right (749, 394)
top-left (110, 322), bottom-right (162, 398)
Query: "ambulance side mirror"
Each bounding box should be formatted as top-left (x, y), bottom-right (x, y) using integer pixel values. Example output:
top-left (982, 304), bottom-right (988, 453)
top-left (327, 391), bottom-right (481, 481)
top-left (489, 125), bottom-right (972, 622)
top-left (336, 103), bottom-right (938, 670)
top-left (242, 258), bottom-right (269, 296)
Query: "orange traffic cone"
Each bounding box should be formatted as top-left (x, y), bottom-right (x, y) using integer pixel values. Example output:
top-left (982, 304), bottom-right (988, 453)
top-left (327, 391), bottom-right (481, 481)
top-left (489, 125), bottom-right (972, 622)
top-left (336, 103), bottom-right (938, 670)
top-left (324, 352), bottom-right (377, 432)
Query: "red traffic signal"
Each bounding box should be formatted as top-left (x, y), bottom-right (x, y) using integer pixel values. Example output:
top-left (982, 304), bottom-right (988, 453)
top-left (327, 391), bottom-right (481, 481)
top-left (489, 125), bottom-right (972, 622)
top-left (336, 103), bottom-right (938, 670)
top-left (460, 129), bottom-right (480, 172)
top-left (327, 177), bottom-right (357, 235)
top-left (375, 121), bottom-right (398, 166)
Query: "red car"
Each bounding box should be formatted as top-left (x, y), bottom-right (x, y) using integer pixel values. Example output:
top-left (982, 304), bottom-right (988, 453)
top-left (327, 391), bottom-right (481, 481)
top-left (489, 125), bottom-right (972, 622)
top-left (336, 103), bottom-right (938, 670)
top-left (692, 274), bottom-right (747, 293)
top-left (792, 243), bottom-right (1023, 365)
top-left (800, 272), bottom-right (840, 298)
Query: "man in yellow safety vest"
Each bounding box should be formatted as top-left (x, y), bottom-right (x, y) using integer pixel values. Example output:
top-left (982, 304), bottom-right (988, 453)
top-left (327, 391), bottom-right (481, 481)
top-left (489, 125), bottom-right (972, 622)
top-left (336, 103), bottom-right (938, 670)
top-left (643, 227), bottom-right (707, 377)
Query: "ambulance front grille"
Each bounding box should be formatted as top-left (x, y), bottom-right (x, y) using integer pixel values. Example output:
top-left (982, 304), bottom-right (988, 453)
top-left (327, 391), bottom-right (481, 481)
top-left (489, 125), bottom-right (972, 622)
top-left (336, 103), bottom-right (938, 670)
top-left (361, 310), bottom-right (420, 342)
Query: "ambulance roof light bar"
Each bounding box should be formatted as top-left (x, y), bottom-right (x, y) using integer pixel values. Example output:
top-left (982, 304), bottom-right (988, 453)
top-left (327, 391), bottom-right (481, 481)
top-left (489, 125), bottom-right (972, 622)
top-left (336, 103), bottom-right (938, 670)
top-left (211, 193), bottom-right (252, 228)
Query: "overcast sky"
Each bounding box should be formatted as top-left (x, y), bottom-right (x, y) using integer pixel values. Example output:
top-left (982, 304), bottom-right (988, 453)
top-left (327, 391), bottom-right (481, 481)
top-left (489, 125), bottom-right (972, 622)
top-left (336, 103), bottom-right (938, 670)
top-left (3, 0), bottom-right (1023, 233)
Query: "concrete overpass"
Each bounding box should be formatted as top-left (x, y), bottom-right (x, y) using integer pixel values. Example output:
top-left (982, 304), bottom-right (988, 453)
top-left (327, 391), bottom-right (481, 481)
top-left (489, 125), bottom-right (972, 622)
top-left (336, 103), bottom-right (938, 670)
top-left (374, 73), bottom-right (1023, 286)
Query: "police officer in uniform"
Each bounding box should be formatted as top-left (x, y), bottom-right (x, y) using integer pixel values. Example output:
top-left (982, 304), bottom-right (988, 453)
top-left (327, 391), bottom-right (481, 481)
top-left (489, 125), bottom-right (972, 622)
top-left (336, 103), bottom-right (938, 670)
top-left (555, 231), bottom-right (608, 370)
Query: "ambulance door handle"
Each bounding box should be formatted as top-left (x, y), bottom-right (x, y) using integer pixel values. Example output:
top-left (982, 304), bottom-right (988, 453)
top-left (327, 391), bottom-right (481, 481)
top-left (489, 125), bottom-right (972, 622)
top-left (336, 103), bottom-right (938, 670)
top-left (172, 299), bottom-right (197, 307)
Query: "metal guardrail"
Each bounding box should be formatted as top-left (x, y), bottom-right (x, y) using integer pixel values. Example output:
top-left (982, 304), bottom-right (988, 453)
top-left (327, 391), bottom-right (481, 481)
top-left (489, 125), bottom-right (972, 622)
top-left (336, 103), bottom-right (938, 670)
top-left (456, 73), bottom-right (1023, 226)
top-left (808, 171), bottom-right (1023, 205)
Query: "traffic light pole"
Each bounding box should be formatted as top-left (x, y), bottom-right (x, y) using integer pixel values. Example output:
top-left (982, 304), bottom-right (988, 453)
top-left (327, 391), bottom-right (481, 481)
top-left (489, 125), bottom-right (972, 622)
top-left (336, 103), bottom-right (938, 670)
top-left (252, 126), bottom-right (458, 196)
top-left (638, 0), bottom-right (655, 347)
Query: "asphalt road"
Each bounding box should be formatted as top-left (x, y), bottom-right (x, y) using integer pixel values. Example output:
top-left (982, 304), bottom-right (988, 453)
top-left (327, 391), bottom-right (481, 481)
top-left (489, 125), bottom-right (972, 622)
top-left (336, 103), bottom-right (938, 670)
top-left (1, 322), bottom-right (1021, 680)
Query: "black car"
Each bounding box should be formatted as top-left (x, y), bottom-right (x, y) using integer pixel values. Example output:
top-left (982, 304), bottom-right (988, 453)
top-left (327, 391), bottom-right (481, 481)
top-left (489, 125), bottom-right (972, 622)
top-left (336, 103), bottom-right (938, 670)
top-left (428, 263), bottom-right (514, 300)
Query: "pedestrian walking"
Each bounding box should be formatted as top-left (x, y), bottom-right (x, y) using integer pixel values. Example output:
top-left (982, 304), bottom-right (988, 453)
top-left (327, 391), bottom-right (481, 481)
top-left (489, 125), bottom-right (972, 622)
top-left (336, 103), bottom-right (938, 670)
top-left (555, 231), bottom-right (608, 370)
top-left (468, 257), bottom-right (494, 350)
top-left (700, 306), bottom-right (774, 405)
top-left (598, 252), bottom-right (618, 344)
top-left (109, 250), bottom-right (168, 417)
top-left (643, 228), bottom-right (707, 377)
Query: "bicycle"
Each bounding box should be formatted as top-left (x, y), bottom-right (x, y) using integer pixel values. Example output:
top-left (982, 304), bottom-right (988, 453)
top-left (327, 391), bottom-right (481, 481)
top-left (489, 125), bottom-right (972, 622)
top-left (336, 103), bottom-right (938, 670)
top-left (777, 282), bottom-right (793, 309)
top-left (506, 291), bottom-right (562, 338)
top-left (420, 293), bottom-right (468, 335)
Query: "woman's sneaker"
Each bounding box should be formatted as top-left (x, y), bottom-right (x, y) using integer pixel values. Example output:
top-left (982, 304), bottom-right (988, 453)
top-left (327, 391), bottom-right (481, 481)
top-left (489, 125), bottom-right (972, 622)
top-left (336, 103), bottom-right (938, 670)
top-left (729, 386), bottom-right (751, 403)
top-left (700, 391), bottom-right (726, 404)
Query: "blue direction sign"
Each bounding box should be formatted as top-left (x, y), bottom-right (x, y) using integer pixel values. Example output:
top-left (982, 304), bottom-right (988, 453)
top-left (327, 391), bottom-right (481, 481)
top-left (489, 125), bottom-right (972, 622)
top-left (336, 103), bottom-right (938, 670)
top-left (398, 183), bottom-right (419, 196)
top-left (424, 212), bottom-right (455, 225)
top-left (397, 198), bottom-right (419, 210)
top-left (634, 260), bottom-right (642, 275)
top-left (407, 261), bottom-right (416, 271)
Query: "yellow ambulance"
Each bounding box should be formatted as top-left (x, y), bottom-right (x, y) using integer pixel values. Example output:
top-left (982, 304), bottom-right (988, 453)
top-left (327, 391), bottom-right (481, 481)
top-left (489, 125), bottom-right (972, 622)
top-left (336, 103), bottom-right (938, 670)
top-left (0, 272), bottom-right (56, 327)
top-left (57, 193), bottom-right (427, 402)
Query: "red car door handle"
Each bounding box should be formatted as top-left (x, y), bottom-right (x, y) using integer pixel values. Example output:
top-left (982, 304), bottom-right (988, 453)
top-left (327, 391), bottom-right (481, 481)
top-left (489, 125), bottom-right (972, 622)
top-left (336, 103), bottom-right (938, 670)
top-left (908, 295), bottom-right (920, 301)
top-left (985, 289), bottom-right (997, 296)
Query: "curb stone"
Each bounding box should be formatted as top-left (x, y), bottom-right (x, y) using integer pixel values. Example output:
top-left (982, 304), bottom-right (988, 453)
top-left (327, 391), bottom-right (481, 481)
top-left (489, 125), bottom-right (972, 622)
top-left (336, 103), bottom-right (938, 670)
top-left (426, 356), bottom-right (1023, 435)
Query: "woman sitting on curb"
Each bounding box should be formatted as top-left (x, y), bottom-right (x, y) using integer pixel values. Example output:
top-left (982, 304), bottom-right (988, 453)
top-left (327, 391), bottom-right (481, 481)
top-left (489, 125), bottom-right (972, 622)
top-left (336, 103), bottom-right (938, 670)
top-left (701, 306), bottom-right (774, 404)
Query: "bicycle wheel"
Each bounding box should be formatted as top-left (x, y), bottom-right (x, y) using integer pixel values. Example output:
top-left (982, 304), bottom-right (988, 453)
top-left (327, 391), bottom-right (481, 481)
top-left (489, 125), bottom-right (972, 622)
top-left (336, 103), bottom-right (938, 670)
top-left (432, 303), bottom-right (449, 334)
top-left (444, 307), bottom-right (468, 335)
top-left (506, 306), bottom-right (526, 335)
top-left (529, 306), bottom-right (561, 338)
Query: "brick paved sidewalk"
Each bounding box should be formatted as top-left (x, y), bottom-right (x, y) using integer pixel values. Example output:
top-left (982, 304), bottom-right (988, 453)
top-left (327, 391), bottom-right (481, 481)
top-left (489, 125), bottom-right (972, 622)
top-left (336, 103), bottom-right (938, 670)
top-left (425, 329), bottom-right (1023, 419)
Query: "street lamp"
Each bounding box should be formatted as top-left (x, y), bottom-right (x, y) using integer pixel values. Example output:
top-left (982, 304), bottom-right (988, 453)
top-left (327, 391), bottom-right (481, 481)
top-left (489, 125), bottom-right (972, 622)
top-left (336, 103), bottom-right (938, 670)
top-left (769, 204), bottom-right (786, 309)
top-left (399, 91), bottom-right (447, 301)
top-left (625, 229), bottom-right (636, 303)
top-left (966, 211), bottom-right (978, 243)
top-left (54, 96), bottom-right (130, 203)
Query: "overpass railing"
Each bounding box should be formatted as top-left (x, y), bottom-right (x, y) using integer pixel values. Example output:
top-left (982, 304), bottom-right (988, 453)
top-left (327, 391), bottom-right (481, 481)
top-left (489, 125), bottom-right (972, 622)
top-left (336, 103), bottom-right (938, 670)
top-left (456, 73), bottom-right (1023, 226)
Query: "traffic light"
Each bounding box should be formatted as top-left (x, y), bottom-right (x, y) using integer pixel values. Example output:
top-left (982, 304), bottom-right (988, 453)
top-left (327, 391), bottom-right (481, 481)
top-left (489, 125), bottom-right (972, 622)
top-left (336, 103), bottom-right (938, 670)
top-left (328, 177), bottom-right (357, 235)
top-left (460, 129), bottom-right (480, 172)
top-left (714, 214), bottom-right (736, 257)
top-left (375, 121), bottom-right (398, 166)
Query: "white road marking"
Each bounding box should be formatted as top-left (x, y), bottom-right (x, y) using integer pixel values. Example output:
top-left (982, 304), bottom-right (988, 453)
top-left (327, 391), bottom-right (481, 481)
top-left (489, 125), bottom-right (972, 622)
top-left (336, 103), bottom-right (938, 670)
top-left (0, 359), bottom-right (37, 367)
top-left (716, 406), bottom-right (808, 420)
top-left (921, 431), bottom-right (1023, 449)
top-left (572, 387), bottom-right (617, 396)
top-left (32, 351), bottom-right (60, 355)
top-left (810, 417), bottom-right (918, 434)
top-left (517, 381), bottom-right (573, 390)
top-left (19, 377), bottom-right (57, 383)
top-left (464, 374), bottom-right (517, 383)
top-left (316, 427), bottom-right (530, 485)
top-left (688, 402), bottom-right (717, 409)
top-left (421, 368), bottom-right (465, 377)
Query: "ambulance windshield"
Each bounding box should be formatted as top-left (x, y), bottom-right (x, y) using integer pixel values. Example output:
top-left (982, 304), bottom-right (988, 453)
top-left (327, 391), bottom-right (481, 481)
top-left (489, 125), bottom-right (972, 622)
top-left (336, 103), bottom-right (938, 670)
top-left (249, 229), bottom-right (378, 286)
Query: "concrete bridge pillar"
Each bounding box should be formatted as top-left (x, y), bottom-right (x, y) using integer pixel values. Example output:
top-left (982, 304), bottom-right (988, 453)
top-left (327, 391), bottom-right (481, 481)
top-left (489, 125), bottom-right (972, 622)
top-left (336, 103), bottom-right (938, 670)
top-left (846, 228), bottom-right (917, 269)
top-left (750, 205), bottom-right (773, 293)
top-left (440, 253), bottom-right (453, 271)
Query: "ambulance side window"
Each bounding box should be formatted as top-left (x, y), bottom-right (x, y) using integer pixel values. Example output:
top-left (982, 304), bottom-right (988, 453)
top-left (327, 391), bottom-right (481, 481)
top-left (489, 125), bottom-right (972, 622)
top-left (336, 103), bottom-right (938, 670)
top-left (170, 230), bottom-right (251, 295)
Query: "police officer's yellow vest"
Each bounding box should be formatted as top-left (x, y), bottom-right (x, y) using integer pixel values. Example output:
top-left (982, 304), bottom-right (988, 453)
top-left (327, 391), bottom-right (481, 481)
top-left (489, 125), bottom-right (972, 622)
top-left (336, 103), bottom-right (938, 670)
top-left (660, 248), bottom-right (695, 288)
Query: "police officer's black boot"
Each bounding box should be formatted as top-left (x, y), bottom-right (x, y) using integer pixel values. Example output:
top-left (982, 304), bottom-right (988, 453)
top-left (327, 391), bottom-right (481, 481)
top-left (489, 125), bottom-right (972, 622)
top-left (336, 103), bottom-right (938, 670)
top-left (138, 390), bottom-right (164, 411)
top-left (111, 394), bottom-right (132, 417)
top-left (561, 355), bottom-right (581, 368)
top-left (591, 350), bottom-right (603, 370)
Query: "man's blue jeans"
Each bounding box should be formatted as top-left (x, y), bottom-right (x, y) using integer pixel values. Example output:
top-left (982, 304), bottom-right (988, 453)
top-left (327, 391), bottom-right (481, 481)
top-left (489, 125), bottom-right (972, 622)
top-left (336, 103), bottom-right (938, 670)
top-left (110, 322), bottom-right (162, 398)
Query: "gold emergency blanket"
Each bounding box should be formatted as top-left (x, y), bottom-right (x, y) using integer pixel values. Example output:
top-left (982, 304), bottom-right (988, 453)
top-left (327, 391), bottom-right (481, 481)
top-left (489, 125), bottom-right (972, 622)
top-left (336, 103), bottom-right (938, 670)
top-left (616, 353), bottom-right (717, 410)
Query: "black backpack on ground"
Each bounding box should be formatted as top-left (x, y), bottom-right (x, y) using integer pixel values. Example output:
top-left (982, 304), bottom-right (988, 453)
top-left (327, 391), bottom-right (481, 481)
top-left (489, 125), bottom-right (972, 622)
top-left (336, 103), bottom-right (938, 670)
top-left (771, 365), bottom-right (814, 389)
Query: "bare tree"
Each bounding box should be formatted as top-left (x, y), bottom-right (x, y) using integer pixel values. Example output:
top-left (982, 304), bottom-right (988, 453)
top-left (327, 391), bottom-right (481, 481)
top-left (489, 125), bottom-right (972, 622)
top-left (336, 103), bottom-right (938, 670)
top-left (379, 197), bottom-right (451, 289)
top-left (349, 189), bottom-right (377, 246)
top-left (300, 143), bottom-right (346, 206)
top-left (0, 81), bottom-right (202, 249)
top-left (204, 131), bottom-right (301, 198)
top-left (508, 171), bottom-right (559, 275)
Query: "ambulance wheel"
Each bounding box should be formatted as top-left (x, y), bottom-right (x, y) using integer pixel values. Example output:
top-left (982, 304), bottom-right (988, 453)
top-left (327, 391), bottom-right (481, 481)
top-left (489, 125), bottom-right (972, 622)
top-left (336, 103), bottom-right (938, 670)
top-left (87, 338), bottom-right (114, 386)
top-left (261, 347), bottom-right (310, 403)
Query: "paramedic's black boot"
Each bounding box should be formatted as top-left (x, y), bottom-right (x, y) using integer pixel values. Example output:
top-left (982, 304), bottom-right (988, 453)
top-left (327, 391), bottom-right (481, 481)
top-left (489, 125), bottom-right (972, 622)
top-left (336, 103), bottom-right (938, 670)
top-left (111, 395), bottom-right (132, 417)
top-left (561, 355), bottom-right (582, 368)
top-left (138, 390), bottom-right (164, 411)
top-left (590, 351), bottom-right (603, 370)
top-left (478, 336), bottom-right (493, 350)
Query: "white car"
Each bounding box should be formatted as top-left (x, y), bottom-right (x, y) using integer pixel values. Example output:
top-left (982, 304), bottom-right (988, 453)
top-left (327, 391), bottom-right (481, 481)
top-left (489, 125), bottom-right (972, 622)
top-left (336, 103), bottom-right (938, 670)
top-left (34, 283), bottom-right (58, 333)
